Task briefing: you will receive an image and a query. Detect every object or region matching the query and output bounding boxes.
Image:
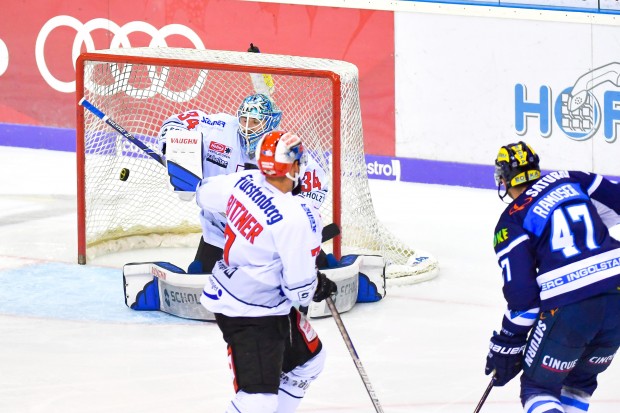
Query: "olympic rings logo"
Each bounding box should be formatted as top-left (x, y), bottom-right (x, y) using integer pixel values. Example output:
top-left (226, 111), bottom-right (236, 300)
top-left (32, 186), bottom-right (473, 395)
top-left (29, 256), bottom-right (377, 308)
top-left (0, 39), bottom-right (8, 76)
top-left (35, 16), bottom-right (207, 102)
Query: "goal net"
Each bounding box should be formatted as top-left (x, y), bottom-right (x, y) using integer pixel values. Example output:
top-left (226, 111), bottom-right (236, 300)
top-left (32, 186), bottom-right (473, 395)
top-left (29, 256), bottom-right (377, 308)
top-left (76, 47), bottom-right (438, 285)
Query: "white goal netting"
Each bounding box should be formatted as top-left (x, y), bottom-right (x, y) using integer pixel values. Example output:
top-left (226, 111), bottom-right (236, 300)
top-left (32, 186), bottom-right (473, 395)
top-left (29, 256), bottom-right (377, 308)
top-left (76, 47), bottom-right (438, 284)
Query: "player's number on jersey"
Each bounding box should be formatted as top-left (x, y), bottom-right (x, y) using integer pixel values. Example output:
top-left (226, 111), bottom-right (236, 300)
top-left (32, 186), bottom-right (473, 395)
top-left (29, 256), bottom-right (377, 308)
top-left (301, 170), bottom-right (322, 192)
top-left (551, 203), bottom-right (599, 258)
top-left (223, 225), bottom-right (237, 268)
top-left (500, 257), bottom-right (511, 283)
top-left (178, 111), bottom-right (200, 130)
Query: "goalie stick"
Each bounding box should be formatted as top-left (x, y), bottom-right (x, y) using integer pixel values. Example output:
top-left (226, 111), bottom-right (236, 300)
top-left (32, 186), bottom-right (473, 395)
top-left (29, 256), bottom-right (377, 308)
top-left (79, 98), bottom-right (165, 167)
top-left (81, 43), bottom-right (266, 168)
top-left (325, 296), bottom-right (385, 413)
top-left (315, 222), bottom-right (341, 270)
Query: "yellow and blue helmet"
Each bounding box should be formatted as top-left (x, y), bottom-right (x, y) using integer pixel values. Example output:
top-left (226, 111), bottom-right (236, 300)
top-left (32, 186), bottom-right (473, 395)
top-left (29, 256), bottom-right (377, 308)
top-left (494, 141), bottom-right (541, 190)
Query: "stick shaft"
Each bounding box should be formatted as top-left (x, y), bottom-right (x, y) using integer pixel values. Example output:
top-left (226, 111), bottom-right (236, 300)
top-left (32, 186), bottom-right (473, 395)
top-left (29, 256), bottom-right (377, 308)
top-left (473, 378), bottom-right (494, 413)
top-left (79, 98), bottom-right (165, 166)
top-left (325, 297), bottom-right (384, 413)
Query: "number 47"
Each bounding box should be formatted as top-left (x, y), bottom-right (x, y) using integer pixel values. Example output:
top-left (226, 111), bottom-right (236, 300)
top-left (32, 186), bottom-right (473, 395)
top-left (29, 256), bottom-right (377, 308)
top-left (551, 203), bottom-right (599, 258)
top-left (500, 203), bottom-right (599, 283)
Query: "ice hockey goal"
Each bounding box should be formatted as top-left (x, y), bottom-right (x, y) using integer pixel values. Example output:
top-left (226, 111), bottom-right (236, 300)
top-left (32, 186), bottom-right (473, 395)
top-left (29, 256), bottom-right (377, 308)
top-left (76, 47), bottom-right (438, 285)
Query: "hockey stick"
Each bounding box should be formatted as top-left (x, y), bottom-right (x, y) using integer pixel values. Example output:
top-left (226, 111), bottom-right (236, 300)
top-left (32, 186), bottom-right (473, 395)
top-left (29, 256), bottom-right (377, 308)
top-left (247, 43), bottom-right (275, 96)
top-left (321, 222), bottom-right (340, 243)
top-left (473, 377), bottom-right (494, 413)
top-left (79, 98), bottom-right (165, 167)
top-left (325, 296), bottom-right (385, 413)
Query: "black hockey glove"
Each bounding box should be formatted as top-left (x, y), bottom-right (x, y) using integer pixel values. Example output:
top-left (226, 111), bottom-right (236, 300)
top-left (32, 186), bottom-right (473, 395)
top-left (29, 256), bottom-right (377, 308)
top-left (485, 330), bottom-right (527, 386)
top-left (312, 272), bottom-right (337, 302)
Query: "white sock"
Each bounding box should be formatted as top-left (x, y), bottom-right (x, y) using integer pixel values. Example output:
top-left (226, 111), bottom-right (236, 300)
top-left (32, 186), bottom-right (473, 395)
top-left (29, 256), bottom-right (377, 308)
top-left (276, 348), bottom-right (327, 413)
top-left (225, 391), bottom-right (277, 413)
top-left (523, 394), bottom-right (564, 413)
top-left (561, 387), bottom-right (591, 413)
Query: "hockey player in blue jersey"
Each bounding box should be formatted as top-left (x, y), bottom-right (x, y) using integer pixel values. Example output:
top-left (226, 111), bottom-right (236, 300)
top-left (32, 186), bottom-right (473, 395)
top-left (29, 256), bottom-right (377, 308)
top-left (484, 141), bottom-right (620, 412)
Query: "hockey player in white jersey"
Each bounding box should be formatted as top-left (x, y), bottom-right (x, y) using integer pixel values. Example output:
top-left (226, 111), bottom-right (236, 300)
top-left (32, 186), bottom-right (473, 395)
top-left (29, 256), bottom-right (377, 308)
top-left (197, 131), bottom-right (337, 413)
top-left (158, 93), bottom-right (328, 274)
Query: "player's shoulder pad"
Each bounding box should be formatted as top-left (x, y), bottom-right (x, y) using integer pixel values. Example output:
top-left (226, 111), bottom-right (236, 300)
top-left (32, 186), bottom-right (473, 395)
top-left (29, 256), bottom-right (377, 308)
top-left (492, 213), bottom-right (523, 252)
top-left (567, 170), bottom-right (594, 183)
top-left (202, 111), bottom-right (237, 125)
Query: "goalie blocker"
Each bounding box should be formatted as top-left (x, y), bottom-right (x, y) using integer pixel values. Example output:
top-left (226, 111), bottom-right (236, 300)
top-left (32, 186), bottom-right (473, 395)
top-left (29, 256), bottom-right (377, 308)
top-left (123, 254), bottom-right (386, 321)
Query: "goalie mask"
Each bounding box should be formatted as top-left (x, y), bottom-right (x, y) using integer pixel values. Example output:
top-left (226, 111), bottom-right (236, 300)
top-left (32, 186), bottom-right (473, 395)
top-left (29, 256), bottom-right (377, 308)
top-left (494, 141), bottom-right (541, 201)
top-left (257, 131), bottom-right (308, 184)
top-left (237, 94), bottom-right (282, 159)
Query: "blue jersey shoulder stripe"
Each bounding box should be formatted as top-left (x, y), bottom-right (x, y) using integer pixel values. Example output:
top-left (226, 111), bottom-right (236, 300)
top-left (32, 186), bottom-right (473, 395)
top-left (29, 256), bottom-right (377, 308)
top-left (587, 174), bottom-right (603, 195)
top-left (496, 234), bottom-right (529, 259)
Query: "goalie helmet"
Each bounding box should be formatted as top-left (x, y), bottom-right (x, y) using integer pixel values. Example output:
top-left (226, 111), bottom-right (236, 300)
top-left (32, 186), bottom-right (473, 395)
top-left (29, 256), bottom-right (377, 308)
top-left (257, 131), bottom-right (307, 182)
top-left (494, 141), bottom-right (541, 196)
top-left (237, 94), bottom-right (282, 158)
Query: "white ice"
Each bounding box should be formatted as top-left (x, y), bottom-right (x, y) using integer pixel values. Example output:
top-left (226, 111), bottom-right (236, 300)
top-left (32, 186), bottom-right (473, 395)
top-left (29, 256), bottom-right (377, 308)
top-left (1, 146), bottom-right (619, 413)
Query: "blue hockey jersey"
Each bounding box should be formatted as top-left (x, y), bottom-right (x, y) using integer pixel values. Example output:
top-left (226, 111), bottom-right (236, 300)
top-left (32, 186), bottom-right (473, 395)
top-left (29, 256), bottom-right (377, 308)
top-left (494, 170), bottom-right (620, 334)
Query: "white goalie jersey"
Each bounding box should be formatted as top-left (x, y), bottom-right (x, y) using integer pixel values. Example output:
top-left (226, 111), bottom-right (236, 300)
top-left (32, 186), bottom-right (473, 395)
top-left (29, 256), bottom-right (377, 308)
top-left (197, 170), bottom-right (323, 317)
top-left (158, 109), bottom-right (329, 249)
top-left (159, 110), bottom-right (247, 176)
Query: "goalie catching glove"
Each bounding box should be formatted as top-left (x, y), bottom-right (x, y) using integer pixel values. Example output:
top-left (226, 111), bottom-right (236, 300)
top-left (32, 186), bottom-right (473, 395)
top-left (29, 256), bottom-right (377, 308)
top-left (485, 330), bottom-right (527, 386)
top-left (312, 271), bottom-right (337, 302)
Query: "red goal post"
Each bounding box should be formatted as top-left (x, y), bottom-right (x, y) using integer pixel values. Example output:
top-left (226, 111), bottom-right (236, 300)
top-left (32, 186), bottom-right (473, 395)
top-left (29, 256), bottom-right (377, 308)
top-left (76, 47), bottom-right (438, 285)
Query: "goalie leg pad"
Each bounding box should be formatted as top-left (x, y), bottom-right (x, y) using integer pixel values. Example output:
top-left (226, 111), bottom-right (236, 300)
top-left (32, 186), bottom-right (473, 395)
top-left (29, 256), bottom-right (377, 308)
top-left (356, 254), bottom-right (386, 302)
top-left (123, 262), bottom-right (215, 321)
top-left (308, 255), bottom-right (361, 318)
top-left (357, 273), bottom-right (383, 303)
top-left (126, 277), bottom-right (160, 310)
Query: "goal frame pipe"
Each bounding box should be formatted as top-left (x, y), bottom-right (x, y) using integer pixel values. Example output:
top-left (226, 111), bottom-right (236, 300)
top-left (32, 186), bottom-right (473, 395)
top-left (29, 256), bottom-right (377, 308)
top-left (75, 51), bottom-right (342, 264)
top-left (76, 57), bottom-right (86, 265)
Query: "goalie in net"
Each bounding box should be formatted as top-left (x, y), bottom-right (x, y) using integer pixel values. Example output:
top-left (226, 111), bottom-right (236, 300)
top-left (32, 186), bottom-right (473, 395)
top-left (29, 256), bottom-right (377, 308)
top-left (77, 46), bottom-right (439, 289)
top-left (157, 89), bottom-right (385, 312)
top-left (158, 92), bottom-right (329, 274)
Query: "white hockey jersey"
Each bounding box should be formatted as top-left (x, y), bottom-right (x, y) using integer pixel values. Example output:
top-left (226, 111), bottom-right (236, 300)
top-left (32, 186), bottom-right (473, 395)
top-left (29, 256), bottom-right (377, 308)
top-left (159, 109), bottom-right (329, 249)
top-left (159, 110), bottom-right (247, 175)
top-left (197, 170), bottom-right (323, 317)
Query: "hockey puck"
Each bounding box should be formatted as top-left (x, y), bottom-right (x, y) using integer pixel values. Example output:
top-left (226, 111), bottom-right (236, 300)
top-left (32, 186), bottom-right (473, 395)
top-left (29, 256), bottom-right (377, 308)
top-left (119, 168), bottom-right (130, 181)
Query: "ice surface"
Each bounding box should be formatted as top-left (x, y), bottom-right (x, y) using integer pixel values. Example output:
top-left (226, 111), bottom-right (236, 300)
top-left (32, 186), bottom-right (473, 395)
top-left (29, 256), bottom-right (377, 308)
top-left (1, 147), bottom-right (618, 412)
